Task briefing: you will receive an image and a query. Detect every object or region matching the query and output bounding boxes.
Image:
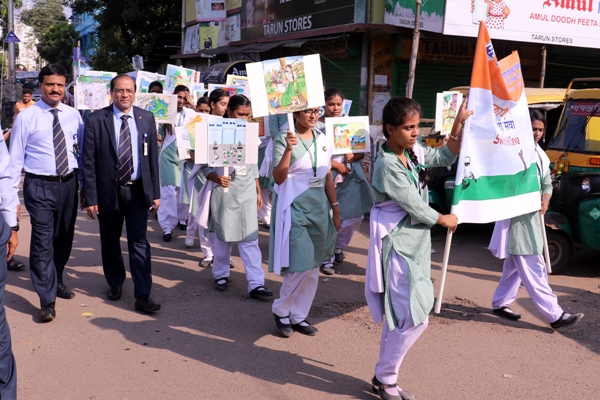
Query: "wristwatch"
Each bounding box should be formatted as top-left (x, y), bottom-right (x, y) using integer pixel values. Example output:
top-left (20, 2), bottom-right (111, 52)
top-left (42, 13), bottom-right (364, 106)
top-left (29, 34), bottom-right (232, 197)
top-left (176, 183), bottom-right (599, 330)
top-left (10, 224), bottom-right (19, 232)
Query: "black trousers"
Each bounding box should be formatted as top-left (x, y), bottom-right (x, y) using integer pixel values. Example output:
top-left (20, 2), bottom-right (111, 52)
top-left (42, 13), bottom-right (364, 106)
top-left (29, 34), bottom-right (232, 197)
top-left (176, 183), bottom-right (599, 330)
top-left (98, 180), bottom-right (153, 298)
top-left (0, 215), bottom-right (17, 398)
top-left (23, 173), bottom-right (78, 307)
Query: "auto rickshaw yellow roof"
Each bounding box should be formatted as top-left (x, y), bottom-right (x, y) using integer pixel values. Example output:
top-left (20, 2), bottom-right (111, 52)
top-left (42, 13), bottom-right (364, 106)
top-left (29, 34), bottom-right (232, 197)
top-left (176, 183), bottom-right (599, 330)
top-left (567, 89), bottom-right (600, 100)
top-left (449, 86), bottom-right (566, 106)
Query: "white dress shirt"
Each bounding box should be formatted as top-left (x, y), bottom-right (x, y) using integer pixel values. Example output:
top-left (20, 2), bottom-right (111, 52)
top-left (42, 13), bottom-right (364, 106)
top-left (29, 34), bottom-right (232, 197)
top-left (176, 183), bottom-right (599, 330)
top-left (9, 100), bottom-right (84, 194)
top-left (0, 138), bottom-right (18, 227)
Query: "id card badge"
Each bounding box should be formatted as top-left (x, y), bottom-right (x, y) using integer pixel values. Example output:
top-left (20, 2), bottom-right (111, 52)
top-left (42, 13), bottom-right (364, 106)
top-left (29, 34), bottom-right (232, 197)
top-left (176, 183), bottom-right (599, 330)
top-left (308, 177), bottom-right (324, 188)
top-left (235, 166), bottom-right (247, 176)
top-left (143, 142), bottom-right (148, 156)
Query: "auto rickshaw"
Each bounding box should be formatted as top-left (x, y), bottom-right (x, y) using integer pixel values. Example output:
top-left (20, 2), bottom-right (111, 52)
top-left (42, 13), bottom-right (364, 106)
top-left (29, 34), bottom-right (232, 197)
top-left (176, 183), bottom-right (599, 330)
top-left (544, 78), bottom-right (600, 273)
top-left (427, 86), bottom-right (566, 216)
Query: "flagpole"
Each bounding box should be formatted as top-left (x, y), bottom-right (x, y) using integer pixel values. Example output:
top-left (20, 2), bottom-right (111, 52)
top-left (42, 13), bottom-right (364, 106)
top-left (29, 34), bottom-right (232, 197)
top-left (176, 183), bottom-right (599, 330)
top-left (539, 213), bottom-right (552, 274)
top-left (434, 228), bottom-right (453, 314)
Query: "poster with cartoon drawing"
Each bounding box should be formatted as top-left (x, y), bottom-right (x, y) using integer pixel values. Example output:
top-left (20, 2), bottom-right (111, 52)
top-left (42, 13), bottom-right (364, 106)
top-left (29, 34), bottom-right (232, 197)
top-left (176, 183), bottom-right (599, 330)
top-left (246, 55), bottom-right (325, 117)
top-left (134, 93), bottom-right (177, 124)
top-left (191, 84), bottom-right (206, 104)
top-left (325, 116), bottom-right (370, 155)
top-left (205, 119), bottom-right (246, 167)
top-left (75, 72), bottom-right (116, 110)
top-left (435, 91), bottom-right (463, 135)
top-left (165, 64), bottom-right (196, 93)
top-left (174, 112), bottom-right (215, 159)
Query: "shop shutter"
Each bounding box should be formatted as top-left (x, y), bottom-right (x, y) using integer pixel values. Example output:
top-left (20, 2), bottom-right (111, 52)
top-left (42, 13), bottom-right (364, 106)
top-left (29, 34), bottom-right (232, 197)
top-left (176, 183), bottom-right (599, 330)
top-left (545, 46), bottom-right (600, 89)
top-left (396, 60), bottom-right (472, 121)
top-left (320, 57), bottom-right (362, 116)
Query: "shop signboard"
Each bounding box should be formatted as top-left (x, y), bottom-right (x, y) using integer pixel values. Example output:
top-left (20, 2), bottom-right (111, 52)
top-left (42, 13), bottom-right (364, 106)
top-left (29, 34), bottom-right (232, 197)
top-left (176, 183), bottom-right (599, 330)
top-left (385, 0), bottom-right (446, 33)
top-left (444, 0), bottom-right (600, 49)
top-left (241, 0), bottom-right (355, 40)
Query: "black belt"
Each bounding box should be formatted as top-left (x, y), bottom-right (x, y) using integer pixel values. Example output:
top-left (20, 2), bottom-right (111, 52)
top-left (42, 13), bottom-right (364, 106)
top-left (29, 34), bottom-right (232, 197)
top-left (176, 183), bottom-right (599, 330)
top-left (120, 179), bottom-right (141, 187)
top-left (27, 172), bottom-right (74, 183)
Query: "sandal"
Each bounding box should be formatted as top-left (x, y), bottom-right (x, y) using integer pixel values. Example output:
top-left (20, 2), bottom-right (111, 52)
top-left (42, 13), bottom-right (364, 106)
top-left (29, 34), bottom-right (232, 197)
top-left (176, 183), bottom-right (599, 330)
top-left (372, 376), bottom-right (415, 400)
top-left (7, 257), bottom-right (26, 271)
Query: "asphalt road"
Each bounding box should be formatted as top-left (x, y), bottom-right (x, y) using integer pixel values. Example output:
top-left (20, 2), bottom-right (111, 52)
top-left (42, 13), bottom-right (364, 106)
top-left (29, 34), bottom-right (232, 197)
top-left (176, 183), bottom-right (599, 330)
top-left (6, 208), bottom-right (600, 399)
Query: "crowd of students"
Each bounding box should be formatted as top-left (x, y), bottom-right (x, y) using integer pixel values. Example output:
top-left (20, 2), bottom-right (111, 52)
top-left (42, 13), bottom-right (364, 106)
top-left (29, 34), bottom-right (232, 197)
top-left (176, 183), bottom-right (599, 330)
top-left (1, 66), bottom-right (585, 399)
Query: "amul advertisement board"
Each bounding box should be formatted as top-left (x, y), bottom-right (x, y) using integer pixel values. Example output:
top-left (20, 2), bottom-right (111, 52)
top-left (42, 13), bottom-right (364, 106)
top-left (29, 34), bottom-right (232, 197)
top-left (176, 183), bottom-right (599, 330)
top-left (241, 0), bottom-right (355, 40)
top-left (444, 0), bottom-right (600, 49)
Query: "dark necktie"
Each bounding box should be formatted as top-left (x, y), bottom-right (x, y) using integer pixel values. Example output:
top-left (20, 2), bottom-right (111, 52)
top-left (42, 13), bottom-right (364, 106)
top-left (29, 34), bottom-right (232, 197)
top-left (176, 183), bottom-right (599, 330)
top-left (118, 115), bottom-right (133, 185)
top-left (51, 108), bottom-right (69, 176)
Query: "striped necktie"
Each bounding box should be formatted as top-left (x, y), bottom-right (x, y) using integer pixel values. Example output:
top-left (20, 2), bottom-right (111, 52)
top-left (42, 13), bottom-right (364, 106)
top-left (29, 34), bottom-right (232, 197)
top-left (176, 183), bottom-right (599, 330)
top-left (118, 115), bottom-right (133, 185)
top-left (51, 108), bottom-right (69, 176)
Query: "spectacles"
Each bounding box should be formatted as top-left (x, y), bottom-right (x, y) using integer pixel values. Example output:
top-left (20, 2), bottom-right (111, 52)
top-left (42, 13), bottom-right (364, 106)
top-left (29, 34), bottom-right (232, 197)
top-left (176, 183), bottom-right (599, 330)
top-left (302, 109), bottom-right (320, 117)
top-left (114, 88), bottom-right (134, 94)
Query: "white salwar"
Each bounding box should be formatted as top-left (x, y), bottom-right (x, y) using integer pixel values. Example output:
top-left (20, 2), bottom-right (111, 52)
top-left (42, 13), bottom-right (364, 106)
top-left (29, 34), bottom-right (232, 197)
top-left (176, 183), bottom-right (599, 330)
top-left (213, 238), bottom-right (264, 292)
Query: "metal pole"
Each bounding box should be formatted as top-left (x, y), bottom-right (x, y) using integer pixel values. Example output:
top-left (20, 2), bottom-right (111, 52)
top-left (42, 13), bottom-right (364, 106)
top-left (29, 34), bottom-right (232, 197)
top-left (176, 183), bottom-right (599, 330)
top-left (7, 0), bottom-right (16, 102)
top-left (406, 0), bottom-right (421, 98)
top-left (360, 33), bottom-right (369, 116)
top-left (539, 45), bottom-right (547, 89)
top-left (181, 0), bottom-right (186, 54)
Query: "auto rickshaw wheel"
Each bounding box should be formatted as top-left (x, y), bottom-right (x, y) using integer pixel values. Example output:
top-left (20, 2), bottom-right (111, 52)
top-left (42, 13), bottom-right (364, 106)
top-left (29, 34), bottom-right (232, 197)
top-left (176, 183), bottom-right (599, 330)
top-left (546, 230), bottom-right (571, 274)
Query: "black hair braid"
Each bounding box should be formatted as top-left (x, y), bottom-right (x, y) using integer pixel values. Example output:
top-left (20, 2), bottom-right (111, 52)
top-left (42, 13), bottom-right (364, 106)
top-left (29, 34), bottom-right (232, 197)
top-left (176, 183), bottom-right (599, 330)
top-left (407, 147), bottom-right (429, 188)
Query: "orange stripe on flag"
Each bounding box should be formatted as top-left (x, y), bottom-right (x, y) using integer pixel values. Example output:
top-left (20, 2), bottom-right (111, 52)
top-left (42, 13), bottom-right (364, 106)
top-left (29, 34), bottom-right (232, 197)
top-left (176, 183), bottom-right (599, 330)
top-left (469, 22), bottom-right (522, 102)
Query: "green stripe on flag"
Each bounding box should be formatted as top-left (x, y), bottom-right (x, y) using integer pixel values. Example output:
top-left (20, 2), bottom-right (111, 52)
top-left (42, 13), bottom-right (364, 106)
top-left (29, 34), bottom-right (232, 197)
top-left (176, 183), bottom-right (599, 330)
top-left (452, 164), bottom-right (539, 205)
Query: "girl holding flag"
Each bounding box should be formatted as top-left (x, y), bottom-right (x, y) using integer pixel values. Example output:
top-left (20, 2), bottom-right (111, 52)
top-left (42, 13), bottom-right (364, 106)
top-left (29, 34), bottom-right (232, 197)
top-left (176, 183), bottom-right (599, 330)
top-left (366, 97), bottom-right (470, 400)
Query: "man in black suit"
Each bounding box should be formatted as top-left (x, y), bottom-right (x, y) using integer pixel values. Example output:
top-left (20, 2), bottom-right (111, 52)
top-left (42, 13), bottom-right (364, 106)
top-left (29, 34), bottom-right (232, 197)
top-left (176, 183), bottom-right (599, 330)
top-left (82, 74), bottom-right (161, 313)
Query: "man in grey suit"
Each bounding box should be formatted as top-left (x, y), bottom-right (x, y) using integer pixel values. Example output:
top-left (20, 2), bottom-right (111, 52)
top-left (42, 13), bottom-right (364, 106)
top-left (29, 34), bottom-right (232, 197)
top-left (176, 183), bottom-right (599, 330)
top-left (82, 74), bottom-right (161, 313)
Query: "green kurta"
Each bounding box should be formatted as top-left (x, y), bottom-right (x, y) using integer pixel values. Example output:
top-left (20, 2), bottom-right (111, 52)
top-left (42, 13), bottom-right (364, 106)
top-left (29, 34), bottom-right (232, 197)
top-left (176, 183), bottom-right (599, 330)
top-left (159, 137), bottom-right (183, 187)
top-left (508, 146), bottom-right (553, 255)
top-left (201, 164), bottom-right (260, 242)
top-left (372, 144), bottom-right (457, 327)
top-left (258, 146), bottom-right (271, 189)
top-left (268, 131), bottom-right (337, 273)
top-left (180, 161), bottom-right (206, 216)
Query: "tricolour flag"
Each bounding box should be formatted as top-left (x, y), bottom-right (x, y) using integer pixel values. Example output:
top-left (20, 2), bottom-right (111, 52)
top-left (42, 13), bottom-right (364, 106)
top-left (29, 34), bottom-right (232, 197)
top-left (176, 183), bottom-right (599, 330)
top-left (451, 23), bottom-right (540, 224)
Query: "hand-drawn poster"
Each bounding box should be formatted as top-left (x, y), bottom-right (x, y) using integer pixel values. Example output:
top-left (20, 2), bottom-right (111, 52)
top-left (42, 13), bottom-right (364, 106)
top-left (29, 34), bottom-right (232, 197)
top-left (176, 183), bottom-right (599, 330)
top-left (134, 93), bottom-right (177, 124)
top-left (165, 64), bottom-right (196, 93)
top-left (325, 116), bottom-right (370, 155)
top-left (207, 84), bottom-right (248, 98)
top-left (135, 71), bottom-right (161, 93)
top-left (132, 55), bottom-right (144, 70)
top-left (191, 83), bottom-right (206, 104)
top-left (341, 99), bottom-right (352, 117)
top-left (76, 82), bottom-right (108, 110)
top-left (174, 112), bottom-right (215, 159)
top-left (75, 72), bottom-right (116, 110)
top-left (196, 0), bottom-right (226, 22)
top-left (206, 118), bottom-right (247, 167)
top-left (435, 91), bottom-right (463, 135)
top-left (246, 54), bottom-right (325, 117)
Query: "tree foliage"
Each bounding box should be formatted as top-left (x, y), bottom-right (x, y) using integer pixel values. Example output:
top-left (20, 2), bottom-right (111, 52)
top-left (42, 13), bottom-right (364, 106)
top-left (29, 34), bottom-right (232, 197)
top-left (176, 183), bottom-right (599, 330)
top-left (37, 21), bottom-right (78, 71)
top-left (20, 0), bottom-right (68, 42)
top-left (70, 0), bottom-right (180, 72)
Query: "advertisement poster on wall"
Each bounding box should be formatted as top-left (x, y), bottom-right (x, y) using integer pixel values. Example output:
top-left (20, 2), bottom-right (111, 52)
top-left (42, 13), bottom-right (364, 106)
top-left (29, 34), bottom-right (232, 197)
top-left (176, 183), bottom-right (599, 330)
top-left (200, 22), bottom-right (220, 50)
top-left (184, 24), bottom-right (200, 54)
top-left (241, 0), bottom-right (355, 40)
top-left (385, 0), bottom-right (446, 33)
top-left (196, 0), bottom-right (226, 22)
top-left (444, 0), bottom-right (600, 49)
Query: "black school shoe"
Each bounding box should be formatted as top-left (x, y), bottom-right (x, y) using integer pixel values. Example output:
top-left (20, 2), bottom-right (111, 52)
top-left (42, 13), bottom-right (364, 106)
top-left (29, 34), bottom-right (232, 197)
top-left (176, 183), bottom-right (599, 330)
top-left (551, 312), bottom-right (584, 329)
top-left (493, 306), bottom-right (521, 321)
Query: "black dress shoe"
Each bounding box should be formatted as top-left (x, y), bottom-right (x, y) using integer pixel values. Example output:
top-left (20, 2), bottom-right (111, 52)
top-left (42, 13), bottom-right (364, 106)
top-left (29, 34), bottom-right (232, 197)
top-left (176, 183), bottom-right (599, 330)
top-left (493, 306), bottom-right (521, 321)
top-left (107, 285), bottom-right (122, 301)
top-left (372, 376), bottom-right (415, 400)
top-left (214, 277), bottom-right (229, 291)
top-left (39, 303), bottom-right (56, 322)
top-left (249, 285), bottom-right (273, 299)
top-left (134, 296), bottom-right (161, 313)
top-left (291, 320), bottom-right (319, 336)
top-left (163, 233), bottom-right (172, 242)
top-left (551, 312), bottom-right (584, 329)
top-left (274, 314), bottom-right (293, 338)
top-left (57, 283), bottom-right (75, 299)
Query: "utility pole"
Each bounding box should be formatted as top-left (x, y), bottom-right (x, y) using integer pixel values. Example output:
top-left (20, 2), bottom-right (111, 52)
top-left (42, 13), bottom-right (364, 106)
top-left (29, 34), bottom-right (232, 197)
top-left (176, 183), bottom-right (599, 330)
top-left (7, 0), bottom-right (16, 102)
top-left (406, 0), bottom-right (421, 98)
